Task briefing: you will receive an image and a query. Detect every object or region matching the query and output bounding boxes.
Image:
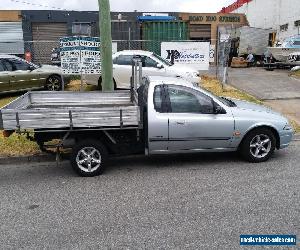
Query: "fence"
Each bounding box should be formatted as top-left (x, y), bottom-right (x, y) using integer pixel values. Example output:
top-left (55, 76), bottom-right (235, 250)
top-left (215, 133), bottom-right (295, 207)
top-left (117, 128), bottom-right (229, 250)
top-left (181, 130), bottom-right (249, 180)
top-left (18, 38), bottom-right (231, 82)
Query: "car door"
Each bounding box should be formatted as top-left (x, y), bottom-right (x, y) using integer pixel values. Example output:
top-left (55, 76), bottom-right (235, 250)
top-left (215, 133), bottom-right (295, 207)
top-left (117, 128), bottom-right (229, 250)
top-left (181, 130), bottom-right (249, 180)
top-left (3, 58), bottom-right (37, 90)
top-left (166, 85), bottom-right (235, 151)
top-left (147, 84), bottom-right (170, 153)
top-left (141, 56), bottom-right (166, 78)
top-left (0, 59), bottom-right (11, 92)
top-left (113, 54), bottom-right (133, 88)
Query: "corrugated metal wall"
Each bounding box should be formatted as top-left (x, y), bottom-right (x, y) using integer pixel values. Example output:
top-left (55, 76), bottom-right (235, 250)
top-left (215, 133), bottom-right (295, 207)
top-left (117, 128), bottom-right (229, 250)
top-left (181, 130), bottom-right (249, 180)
top-left (0, 22), bottom-right (24, 54)
top-left (142, 21), bottom-right (188, 54)
top-left (32, 22), bottom-right (68, 41)
top-left (31, 22), bottom-right (67, 63)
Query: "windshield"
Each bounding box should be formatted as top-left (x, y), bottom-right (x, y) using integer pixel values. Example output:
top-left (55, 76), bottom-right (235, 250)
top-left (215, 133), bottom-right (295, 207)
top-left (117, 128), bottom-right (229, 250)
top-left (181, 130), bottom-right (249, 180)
top-left (22, 59), bottom-right (40, 69)
top-left (152, 53), bottom-right (172, 66)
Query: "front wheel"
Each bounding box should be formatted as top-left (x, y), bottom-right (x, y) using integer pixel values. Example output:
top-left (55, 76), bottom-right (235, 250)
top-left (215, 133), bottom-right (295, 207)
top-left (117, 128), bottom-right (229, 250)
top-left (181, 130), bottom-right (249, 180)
top-left (45, 75), bottom-right (62, 91)
top-left (240, 128), bottom-right (276, 163)
top-left (70, 140), bottom-right (108, 177)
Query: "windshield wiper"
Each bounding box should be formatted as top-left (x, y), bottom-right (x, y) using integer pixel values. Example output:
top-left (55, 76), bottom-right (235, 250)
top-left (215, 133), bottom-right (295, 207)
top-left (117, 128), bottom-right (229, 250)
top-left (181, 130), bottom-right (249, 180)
top-left (221, 97), bottom-right (237, 107)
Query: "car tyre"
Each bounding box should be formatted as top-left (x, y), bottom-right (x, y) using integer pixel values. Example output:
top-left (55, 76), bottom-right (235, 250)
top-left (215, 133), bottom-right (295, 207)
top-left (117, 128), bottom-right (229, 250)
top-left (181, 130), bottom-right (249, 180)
top-left (240, 128), bottom-right (276, 163)
top-left (70, 139), bottom-right (108, 177)
top-left (45, 75), bottom-right (62, 91)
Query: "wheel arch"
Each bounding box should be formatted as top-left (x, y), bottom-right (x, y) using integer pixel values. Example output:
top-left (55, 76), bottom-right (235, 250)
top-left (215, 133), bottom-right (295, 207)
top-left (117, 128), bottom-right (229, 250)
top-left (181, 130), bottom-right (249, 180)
top-left (46, 73), bottom-right (62, 82)
top-left (238, 125), bottom-right (280, 150)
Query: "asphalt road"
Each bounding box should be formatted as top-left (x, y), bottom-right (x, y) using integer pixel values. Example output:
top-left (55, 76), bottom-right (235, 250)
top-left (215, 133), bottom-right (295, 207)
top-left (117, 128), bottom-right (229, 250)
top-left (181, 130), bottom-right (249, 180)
top-left (229, 67), bottom-right (300, 100)
top-left (0, 142), bottom-right (299, 249)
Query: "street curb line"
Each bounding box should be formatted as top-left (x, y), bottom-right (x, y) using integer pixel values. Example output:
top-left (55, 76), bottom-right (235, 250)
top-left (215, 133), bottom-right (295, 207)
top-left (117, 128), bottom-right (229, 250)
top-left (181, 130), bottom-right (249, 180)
top-left (0, 154), bottom-right (56, 165)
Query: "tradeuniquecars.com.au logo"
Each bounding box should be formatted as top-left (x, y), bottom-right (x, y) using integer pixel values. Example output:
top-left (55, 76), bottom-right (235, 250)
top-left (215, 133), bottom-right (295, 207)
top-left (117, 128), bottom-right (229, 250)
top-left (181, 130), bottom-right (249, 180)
top-left (165, 49), bottom-right (205, 64)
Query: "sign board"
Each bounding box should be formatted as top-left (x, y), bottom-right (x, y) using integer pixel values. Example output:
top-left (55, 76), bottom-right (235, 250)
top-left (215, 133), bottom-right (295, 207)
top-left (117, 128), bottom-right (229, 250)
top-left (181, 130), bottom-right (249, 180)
top-left (60, 36), bottom-right (117, 75)
top-left (161, 42), bottom-right (210, 70)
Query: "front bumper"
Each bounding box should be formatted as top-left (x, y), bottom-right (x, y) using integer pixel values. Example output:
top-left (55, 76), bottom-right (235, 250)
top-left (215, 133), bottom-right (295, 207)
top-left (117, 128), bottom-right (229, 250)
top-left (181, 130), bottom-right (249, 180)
top-left (279, 129), bottom-right (294, 149)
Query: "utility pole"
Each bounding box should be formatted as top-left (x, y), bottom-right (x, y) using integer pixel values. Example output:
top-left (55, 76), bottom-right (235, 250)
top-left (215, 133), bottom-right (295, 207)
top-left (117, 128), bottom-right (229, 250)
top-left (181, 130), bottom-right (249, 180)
top-left (98, 0), bottom-right (114, 91)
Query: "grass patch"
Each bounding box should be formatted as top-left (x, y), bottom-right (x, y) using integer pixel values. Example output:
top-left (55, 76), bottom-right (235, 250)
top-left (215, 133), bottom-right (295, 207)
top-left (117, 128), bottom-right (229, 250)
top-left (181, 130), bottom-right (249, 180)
top-left (65, 80), bottom-right (98, 91)
top-left (290, 120), bottom-right (300, 133)
top-left (291, 70), bottom-right (300, 78)
top-left (0, 133), bottom-right (40, 157)
top-left (0, 94), bottom-right (40, 156)
top-left (200, 75), bottom-right (263, 105)
top-left (0, 96), bottom-right (18, 108)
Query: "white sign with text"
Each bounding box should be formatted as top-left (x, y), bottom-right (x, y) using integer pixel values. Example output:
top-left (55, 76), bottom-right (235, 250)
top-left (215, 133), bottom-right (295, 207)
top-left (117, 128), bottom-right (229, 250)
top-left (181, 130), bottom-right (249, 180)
top-left (161, 42), bottom-right (210, 70)
top-left (60, 36), bottom-right (117, 75)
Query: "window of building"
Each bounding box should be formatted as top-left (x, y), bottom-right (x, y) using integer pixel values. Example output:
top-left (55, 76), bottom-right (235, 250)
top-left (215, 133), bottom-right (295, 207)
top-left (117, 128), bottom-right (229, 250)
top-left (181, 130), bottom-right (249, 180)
top-left (280, 23), bottom-right (289, 32)
top-left (72, 23), bottom-right (92, 36)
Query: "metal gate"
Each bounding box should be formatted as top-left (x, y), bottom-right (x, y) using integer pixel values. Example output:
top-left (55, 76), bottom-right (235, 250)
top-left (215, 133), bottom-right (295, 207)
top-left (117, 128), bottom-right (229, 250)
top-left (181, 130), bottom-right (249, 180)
top-left (31, 22), bottom-right (67, 64)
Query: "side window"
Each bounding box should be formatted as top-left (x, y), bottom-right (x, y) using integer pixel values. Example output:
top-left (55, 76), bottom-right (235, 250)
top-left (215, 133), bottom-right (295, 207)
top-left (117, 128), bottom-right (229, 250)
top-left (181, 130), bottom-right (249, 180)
top-left (168, 85), bottom-right (214, 114)
top-left (114, 55), bottom-right (133, 65)
top-left (2, 60), bottom-right (13, 71)
top-left (0, 60), bottom-right (5, 72)
top-left (7, 59), bottom-right (30, 71)
top-left (112, 56), bottom-right (118, 64)
top-left (143, 56), bottom-right (158, 68)
top-left (153, 85), bottom-right (163, 112)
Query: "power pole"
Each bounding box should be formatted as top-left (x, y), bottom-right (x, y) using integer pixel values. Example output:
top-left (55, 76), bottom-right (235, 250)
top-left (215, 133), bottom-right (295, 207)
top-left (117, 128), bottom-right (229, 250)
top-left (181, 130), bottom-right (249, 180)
top-left (98, 0), bottom-right (114, 91)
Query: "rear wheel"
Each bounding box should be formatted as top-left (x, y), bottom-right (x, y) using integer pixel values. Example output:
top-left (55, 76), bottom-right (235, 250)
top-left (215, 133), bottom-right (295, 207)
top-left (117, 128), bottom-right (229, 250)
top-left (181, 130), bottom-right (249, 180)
top-left (70, 139), bottom-right (108, 177)
top-left (240, 128), bottom-right (276, 163)
top-left (45, 75), bottom-right (62, 91)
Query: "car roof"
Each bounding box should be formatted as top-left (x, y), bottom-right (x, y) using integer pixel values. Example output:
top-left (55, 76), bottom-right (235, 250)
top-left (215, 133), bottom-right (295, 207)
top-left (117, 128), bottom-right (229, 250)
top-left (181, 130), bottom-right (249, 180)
top-left (147, 75), bottom-right (194, 87)
top-left (0, 54), bottom-right (20, 59)
top-left (114, 50), bottom-right (154, 56)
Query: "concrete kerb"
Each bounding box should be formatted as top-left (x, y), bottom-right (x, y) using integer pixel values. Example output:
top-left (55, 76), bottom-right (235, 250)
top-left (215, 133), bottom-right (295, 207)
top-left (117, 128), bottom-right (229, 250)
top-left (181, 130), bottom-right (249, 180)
top-left (0, 154), bottom-right (56, 165)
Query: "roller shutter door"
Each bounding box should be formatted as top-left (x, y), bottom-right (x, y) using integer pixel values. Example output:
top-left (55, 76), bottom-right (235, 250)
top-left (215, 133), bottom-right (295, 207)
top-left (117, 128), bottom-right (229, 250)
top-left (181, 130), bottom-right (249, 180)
top-left (31, 22), bottom-right (67, 64)
top-left (189, 24), bottom-right (211, 40)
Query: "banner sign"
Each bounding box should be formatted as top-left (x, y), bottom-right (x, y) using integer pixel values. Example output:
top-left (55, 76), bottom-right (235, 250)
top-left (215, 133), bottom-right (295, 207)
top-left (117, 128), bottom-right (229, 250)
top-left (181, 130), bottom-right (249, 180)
top-left (60, 36), bottom-right (117, 75)
top-left (161, 42), bottom-right (210, 70)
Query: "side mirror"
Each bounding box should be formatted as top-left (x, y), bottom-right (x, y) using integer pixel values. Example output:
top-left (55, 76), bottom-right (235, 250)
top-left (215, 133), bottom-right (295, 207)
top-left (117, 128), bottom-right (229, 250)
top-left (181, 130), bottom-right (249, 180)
top-left (157, 63), bottom-right (164, 69)
top-left (28, 65), bottom-right (36, 71)
top-left (213, 101), bottom-right (226, 114)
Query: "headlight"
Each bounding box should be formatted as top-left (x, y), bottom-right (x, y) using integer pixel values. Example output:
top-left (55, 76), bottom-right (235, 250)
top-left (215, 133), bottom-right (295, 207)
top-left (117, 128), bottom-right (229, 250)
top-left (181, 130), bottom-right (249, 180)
top-left (186, 72), bottom-right (199, 78)
top-left (283, 124), bottom-right (293, 131)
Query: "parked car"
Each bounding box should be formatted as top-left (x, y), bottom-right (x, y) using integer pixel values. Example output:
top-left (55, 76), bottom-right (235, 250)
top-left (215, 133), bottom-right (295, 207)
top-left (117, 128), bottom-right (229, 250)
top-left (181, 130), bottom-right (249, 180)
top-left (0, 54), bottom-right (65, 94)
top-left (0, 76), bottom-right (294, 177)
top-left (84, 50), bottom-right (201, 89)
top-left (50, 47), bottom-right (61, 66)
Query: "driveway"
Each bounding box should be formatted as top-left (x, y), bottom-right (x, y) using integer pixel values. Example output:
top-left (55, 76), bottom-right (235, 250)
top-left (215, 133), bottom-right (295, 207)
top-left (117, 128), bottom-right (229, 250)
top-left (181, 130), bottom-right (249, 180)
top-left (229, 68), bottom-right (300, 100)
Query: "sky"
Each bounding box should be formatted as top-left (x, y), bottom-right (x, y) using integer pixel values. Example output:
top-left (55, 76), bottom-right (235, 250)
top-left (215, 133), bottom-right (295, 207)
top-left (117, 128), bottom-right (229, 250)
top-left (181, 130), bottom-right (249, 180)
top-left (2, 0), bottom-right (235, 12)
